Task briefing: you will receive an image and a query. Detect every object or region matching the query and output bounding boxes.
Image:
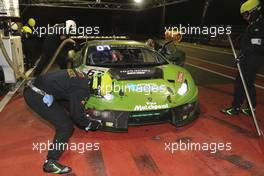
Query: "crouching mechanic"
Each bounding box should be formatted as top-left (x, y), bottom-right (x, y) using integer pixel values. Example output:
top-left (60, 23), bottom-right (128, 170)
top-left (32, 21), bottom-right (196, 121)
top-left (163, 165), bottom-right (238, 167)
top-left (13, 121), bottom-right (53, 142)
top-left (221, 0), bottom-right (264, 116)
top-left (23, 68), bottom-right (102, 174)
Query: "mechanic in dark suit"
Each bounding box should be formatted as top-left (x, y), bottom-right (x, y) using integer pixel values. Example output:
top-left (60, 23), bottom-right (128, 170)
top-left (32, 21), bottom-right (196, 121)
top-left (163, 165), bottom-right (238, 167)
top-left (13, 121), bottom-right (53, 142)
top-left (222, 0), bottom-right (264, 116)
top-left (34, 20), bottom-right (76, 76)
top-left (24, 69), bottom-right (101, 174)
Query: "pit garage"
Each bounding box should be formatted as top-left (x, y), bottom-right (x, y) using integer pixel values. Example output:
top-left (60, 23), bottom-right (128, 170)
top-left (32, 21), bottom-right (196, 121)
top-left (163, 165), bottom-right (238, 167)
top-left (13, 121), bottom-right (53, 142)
top-left (0, 0), bottom-right (264, 175)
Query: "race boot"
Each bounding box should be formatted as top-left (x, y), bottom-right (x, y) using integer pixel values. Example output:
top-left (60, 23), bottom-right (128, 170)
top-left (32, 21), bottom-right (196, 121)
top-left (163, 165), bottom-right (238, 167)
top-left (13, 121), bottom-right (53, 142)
top-left (43, 159), bottom-right (72, 174)
top-left (240, 107), bottom-right (254, 116)
top-left (221, 107), bottom-right (239, 116)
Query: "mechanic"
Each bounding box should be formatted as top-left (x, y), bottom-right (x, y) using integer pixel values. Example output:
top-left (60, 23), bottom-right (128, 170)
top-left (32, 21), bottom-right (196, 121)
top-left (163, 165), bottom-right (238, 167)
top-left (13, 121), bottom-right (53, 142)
top-left (24, 68), bottom-right (101, 174)
top-left (146, 38), bottom-right (162, 51)
top-left (21, 18), bottom-right (43, 69)
top-left (221, 0), bottom-right (264, 116)
top-left (34, 20), bottom-right (76, 76)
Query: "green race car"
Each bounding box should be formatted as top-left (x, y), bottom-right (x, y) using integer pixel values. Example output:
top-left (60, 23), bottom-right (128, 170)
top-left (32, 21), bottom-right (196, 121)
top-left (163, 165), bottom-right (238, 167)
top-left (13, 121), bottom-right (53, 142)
top-left (70, 39), bottom-right (199, 132)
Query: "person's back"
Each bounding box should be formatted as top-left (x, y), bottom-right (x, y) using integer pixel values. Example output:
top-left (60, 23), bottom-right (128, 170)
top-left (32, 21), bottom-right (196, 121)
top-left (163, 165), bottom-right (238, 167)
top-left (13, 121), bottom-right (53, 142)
top-left (34, 34), bottom-right (63, 76)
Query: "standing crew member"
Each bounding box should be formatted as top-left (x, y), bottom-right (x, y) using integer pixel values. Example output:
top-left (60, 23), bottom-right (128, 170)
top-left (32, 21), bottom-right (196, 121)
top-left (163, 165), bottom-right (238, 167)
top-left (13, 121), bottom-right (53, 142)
top-left (146, 38), bottom-right (162, 51)
top-left (221, 0), bottom-right (264, 116)
top-left (22, 18), bottom-right (43, 69)
top-left (34, 20), bottom-right (76, 76)
top-left (24, 68), bottom-right (101, 174)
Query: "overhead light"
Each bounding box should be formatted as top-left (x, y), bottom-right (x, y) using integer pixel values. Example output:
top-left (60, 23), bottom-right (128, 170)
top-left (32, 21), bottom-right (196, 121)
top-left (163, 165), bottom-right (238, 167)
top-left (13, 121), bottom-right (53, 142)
top-left (134, 0), bottom-right (143, 3)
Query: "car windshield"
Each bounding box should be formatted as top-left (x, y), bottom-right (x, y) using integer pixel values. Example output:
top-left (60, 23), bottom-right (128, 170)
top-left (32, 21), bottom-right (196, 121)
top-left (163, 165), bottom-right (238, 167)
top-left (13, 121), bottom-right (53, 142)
top-left (87, 45), bottom-right (168, 67)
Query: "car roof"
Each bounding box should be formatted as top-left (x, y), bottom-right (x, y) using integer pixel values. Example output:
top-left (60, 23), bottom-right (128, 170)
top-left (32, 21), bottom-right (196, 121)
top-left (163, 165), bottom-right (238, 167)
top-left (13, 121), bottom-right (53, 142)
top-left (86, 40), bottom-right (148, 48)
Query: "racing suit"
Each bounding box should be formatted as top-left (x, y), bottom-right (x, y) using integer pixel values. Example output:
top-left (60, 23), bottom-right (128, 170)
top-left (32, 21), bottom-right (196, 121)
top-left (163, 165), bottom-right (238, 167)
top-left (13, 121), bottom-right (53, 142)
top-left (34, 35), bottom-right (63, 76)
top-left (34, 24), bottom-right (74, 76)
top-left (24, 69), bottom-right (100, 160)
top-left (232, 17), bottom-right (264, 109)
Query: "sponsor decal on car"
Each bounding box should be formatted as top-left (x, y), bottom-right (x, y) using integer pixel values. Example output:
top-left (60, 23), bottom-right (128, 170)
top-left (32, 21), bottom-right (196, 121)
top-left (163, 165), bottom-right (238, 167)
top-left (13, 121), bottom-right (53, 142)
top-left (177, 72), bottom-right (184, 83)
top-left (96, 45), bottom-right (111, 51)
top-left (134, 102), bottom-right (169, 111)
top-left (79, 65), bottom-right (109, 74)
top-left (120, 69), bottom-right (151, 75)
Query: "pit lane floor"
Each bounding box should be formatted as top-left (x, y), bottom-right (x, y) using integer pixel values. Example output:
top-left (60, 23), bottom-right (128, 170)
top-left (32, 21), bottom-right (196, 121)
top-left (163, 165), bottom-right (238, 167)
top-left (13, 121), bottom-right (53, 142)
top-left (0, 43), bottom-right (264, 176)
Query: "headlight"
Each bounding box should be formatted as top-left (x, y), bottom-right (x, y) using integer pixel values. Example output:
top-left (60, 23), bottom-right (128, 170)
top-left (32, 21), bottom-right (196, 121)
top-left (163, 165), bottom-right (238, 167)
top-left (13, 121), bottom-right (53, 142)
top-left (103, 93), bottom-right (114, 100)
top-left (177, 81), bottom-right (188, 96)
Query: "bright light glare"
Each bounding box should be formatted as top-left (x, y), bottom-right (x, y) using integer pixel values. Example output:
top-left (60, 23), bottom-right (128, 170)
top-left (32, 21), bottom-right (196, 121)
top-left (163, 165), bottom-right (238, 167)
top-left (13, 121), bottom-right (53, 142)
top-left (134, 0), bottom-right (143, 3)
top-left (177, 82), bottom-right (188, 96)
top-left (104, 93), bottom-right (114, 100)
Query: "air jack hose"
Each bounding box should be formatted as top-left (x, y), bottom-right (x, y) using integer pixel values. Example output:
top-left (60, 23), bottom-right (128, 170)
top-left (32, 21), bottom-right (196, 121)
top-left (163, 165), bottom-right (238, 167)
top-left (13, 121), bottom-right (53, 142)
top-left (41, 38), bottom-right (76, 75)
top-left (0, 36), bottom-right (28, 80)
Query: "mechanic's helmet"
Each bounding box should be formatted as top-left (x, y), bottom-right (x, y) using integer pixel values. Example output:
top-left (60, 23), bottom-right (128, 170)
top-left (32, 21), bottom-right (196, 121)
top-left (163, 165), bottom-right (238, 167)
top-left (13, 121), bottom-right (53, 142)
top-left (165, 30), bottom-right (182, 42)
top-left (68, 50), bottom-right (76, 60)
top-left (65, 20), bottom-right (76, 35)
top-left (28, 18), bottom-right (36, 27)
top-left (22, 26), bottom-right (32, 34)
top-left (165, 30), bottom-right (177, 41)
top-left (165, 30), bottom-right (173, 41)
top-left (10, 22), bottom-right (18, 31)
top-left (240, 0), bottom-right (261, 20)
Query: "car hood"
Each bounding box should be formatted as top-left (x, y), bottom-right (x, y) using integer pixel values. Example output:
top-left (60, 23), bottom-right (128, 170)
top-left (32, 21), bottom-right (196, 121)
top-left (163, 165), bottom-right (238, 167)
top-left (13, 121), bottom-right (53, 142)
top-left (108, 67), bottom-right (163, 80)
top-left (82, 64), bottom-right (198, 111)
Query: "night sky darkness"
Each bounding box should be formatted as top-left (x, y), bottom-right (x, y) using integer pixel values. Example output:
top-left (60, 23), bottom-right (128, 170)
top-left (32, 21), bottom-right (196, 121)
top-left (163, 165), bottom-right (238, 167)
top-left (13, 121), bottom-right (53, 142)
top-left (20, 0), bottom-right (264, 36)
